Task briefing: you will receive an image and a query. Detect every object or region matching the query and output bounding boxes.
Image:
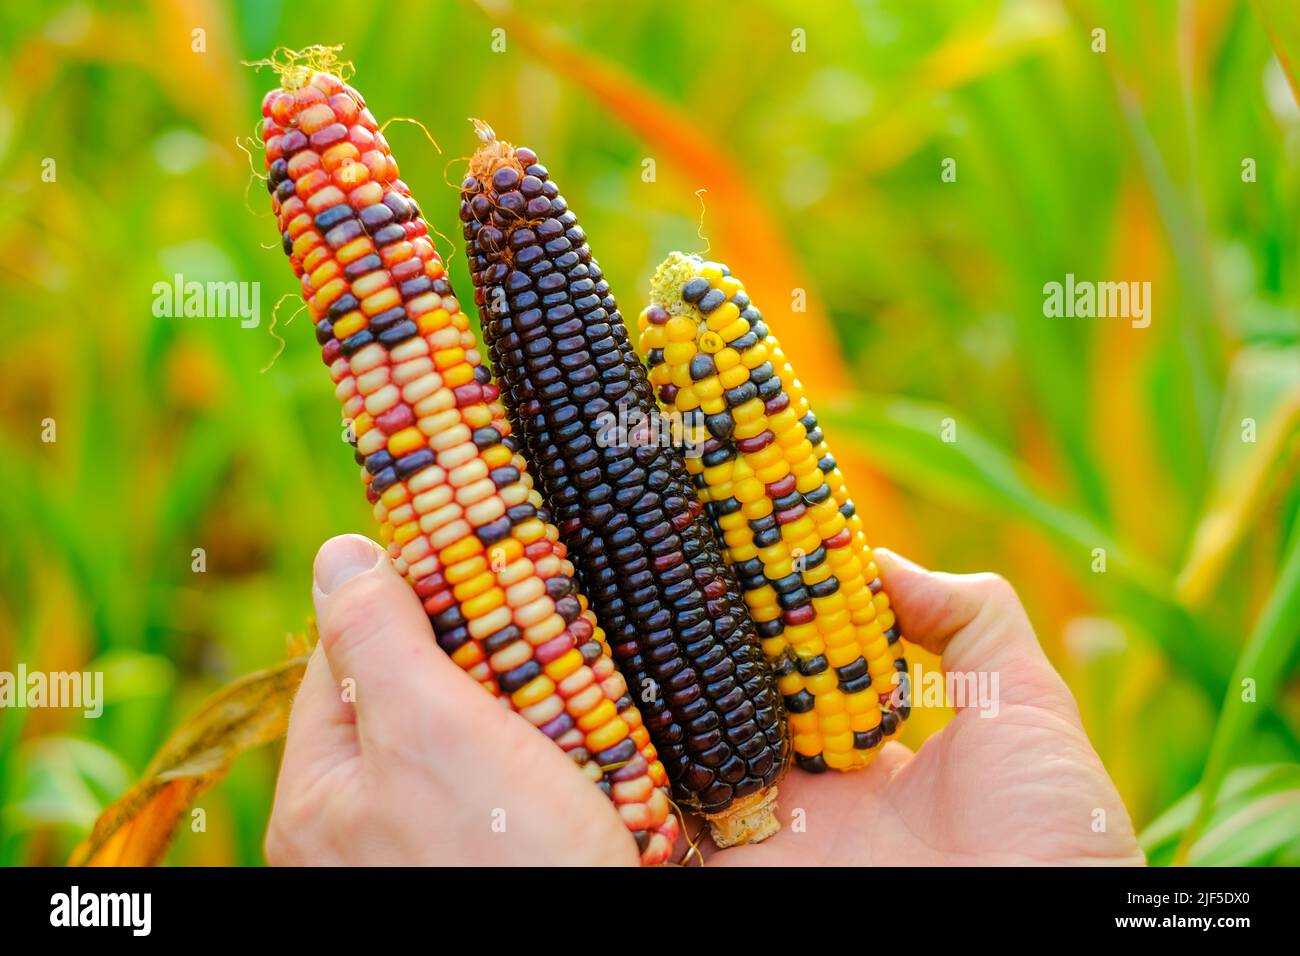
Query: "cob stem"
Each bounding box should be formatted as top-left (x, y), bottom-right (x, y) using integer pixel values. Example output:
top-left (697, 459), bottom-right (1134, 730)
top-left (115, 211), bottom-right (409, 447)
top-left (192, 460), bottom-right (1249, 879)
top-left (706, 785), bottom-right (781, 848)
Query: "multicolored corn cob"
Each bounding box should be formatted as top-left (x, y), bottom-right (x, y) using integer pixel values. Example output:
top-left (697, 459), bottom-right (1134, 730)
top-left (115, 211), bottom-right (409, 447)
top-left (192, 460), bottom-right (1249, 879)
top-left (460, 126), bottom-right (789, 846)
top-left (639, 252), bottom-right (910, 773)
top-left (257, 54), bottom-right (678, 864)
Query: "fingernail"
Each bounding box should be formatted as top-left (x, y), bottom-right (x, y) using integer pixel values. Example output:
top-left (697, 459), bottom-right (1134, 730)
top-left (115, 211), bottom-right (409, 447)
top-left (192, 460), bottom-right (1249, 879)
top-left (313, 534), bottom-right (384, 596)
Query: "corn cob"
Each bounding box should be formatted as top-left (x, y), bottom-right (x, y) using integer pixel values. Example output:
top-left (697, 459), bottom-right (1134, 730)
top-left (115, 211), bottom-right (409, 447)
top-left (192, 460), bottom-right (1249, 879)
top-left (639, 252), bottom-right (910, 772)
top-left (460, 126), bottom-right (788, 846)
top-left (258, 55), bottom-right (678, 864)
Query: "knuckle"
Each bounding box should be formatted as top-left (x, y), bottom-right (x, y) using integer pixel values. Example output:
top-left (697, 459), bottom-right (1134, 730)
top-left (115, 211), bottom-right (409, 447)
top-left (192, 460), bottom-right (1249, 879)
top-left (976, 572), bottom-right (1018, 607)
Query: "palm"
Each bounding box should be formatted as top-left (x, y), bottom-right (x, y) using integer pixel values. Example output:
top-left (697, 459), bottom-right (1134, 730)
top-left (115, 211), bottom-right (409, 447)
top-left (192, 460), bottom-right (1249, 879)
top-left (694, 672), bottom-right (1143, 865)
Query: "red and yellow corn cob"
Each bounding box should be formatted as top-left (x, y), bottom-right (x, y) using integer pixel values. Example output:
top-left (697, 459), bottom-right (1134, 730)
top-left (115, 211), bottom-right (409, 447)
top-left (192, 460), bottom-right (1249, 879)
top-left (460, 129), bottom-right (789, 847)
top-left (257, 51), bottom-right (677, 863)
top-left (639, 252), bottom-right (910, 772)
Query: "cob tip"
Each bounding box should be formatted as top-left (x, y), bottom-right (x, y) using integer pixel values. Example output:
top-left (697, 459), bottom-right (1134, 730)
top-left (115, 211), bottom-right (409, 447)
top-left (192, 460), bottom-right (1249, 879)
top-left (245, 44), bottom-right (352, 91)
top-left (649, 250), bottom-right (705, 318)
top-left (706, 786), bottom-right (781, 848)
top-left (466, 119), bottom-right (525, 190)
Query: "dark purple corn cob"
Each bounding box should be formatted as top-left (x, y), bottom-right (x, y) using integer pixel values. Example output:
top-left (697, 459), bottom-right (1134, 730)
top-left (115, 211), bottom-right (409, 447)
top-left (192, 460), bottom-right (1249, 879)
top-left (459, 125), bottom-right (789, 845)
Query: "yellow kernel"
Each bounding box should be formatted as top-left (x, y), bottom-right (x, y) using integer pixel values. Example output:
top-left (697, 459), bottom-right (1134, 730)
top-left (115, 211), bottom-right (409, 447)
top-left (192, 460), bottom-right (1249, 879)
top-left (511, 675), bottom-right (556, 709)
top-left (826, 643), bottom-right (860, 669)
top-left (380, 483), bottom-right (409, 509)
top-left (665, 316), bottom-right (697, 342)
top-left (793, 733), bottom-right (822, 757)
top-left (735, 477), bottom-right (767, 503)
top-left (776, 672), bottom-right (803, 696)
top-left (443, 363), bottom-right (474, 387)
top-left (433, 347), bottom-right (466, 371)
top-left (694, 378), bottom-right (723, 401)
top-left (453, 570), bottom-right (495, 603)
top-left (719, 366), bottom-right (749, 389)
top-left (823, 746), bottom-right (853, 769)
top-left (513, 518), bottom-right (546, 543)
top-left (444, 556), bottom-right (487, 585)
top-left (331, 311), bottom-right (366, 341)
top-left (440, 535), bottom-right (483, 565)
top-left (706, 302), bottom-right (739, 331)
top-left (808, 674), bottom-right (841, 699)
top-left (388, 426), bottom-right (426, 457)
top-left (544, 649), bottom-right (584, 682)
top-left (586, 717), bottom-right (630, 753)
top-left (462, 586), bottom-right (505, 619)
top-left (849, 706), bottom-right (881, 729)
top-left (451, 642), bottom-right (483, 670)
top-left (821, 713), bottom-right (851, 735)
top-left (577, 698), bottom-right (617, 732)
top-left (664, 342), bottom-right (695, 366)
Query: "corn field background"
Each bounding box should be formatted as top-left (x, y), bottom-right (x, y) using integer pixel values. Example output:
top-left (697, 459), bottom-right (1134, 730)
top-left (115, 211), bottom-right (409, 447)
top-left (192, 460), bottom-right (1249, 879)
top-left (1, 0), bottom-right (1297, 866)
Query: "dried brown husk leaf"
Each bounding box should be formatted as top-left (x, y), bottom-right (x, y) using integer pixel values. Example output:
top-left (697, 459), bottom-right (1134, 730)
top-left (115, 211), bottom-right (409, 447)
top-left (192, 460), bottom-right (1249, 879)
top-left (69, 657), bottom-right (308, 866)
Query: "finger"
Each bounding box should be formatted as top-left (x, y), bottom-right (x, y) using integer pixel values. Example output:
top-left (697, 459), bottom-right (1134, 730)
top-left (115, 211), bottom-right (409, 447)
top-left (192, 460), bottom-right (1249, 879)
top-left (874, 548), bottom-right (1011, 658)
top-left (875, 548), bottom-right (1078, 718)
top-left (279, 643), bottom-right (358, 782)
top-left (311, 533), bottom-right (477, 753)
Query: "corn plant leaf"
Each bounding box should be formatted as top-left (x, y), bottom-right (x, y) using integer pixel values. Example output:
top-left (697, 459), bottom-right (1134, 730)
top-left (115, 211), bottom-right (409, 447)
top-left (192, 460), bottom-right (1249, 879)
top-left (3, 738), bottom-right (135, 835)
top-left (1175, 522), bottom-right (1300, 862)
top-left (1141, 763), bottom-right (1300, 866)
top-left (1253, 0), bottom-right (1300, 104)
top-left (819, 394), bottom-right (1235, 699)
top-left (1176, 347), bottom-right (1300, 605)
top-left (1192, 790), bottom-right (1300, 866)
top-left (470, 0), bottom-right (849, 394)
top-left (68, 657), bottom-right (306, 866)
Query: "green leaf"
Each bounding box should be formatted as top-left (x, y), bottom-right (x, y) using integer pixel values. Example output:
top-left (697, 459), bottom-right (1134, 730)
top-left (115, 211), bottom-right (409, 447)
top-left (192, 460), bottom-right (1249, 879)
top-left (1175, 523), bottom-right (1300, 861)
top-left (1142, 763), bottom-right (1300, 866)
top-left (3, 737), bottom-right (135, 833)
top-left (1253, 0), bottom-right (1300, 104)
top-left (87, 650), bottom-right (176, 703)
top-left (820, 395), bottom-right (1232, 697)
top-left (1175, 345), bottom-right (1300, 605)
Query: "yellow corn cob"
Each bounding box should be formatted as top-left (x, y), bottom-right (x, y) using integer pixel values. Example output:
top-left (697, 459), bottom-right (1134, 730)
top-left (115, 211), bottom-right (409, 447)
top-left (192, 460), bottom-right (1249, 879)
top-left (638, 252), bottom-right (910, 772)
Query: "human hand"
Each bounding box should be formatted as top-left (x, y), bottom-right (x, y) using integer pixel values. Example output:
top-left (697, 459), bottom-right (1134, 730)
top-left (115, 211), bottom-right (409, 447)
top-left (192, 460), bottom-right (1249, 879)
top-left (268, 536), bottom-right (1143, 866)
top-left (265, 534), bottom-right (640, 866)
top-left (694, 550), bottom-right (1146, 866)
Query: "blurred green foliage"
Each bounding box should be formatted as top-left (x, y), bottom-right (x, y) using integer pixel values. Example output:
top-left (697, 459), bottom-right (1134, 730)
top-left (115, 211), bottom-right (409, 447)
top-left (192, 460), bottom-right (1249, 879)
top-left (0, 0), bottom-right (1296, 865)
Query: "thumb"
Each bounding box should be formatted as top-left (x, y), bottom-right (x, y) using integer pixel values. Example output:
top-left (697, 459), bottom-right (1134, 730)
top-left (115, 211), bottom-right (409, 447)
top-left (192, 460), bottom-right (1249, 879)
top-left (311, 534), bottom-right (471, 752)
top-left (875, 548), bottom-right (1078, 719)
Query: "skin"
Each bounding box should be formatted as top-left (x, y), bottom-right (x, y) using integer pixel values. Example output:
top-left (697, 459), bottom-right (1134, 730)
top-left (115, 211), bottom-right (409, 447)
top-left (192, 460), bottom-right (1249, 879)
top-left (266, 535), bottom-right (1144, 866)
